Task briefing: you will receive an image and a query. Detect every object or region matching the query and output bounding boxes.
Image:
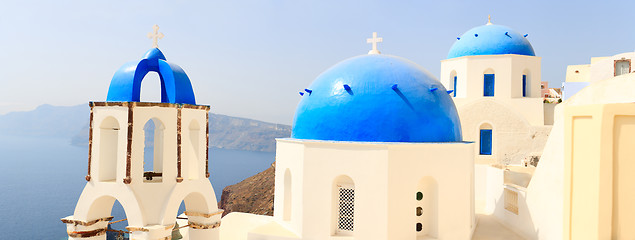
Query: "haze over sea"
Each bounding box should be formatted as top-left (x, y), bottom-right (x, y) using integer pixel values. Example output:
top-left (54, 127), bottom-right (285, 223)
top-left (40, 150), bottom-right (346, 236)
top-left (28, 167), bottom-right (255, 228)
top-left (0, 134), bottom-right (274, 240)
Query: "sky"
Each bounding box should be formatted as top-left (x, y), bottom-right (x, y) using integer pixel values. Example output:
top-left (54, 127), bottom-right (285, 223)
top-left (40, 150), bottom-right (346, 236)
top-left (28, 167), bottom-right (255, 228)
top-left (0, 0), bottom-right (633, 125)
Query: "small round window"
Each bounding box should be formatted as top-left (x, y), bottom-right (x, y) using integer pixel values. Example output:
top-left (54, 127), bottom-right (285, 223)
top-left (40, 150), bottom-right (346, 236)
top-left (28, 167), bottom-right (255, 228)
top-left (416, 192), bottom-right (423, 201)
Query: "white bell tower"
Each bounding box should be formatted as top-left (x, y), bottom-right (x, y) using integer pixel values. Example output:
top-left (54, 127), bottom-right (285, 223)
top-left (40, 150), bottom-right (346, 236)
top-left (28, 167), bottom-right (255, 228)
top-left (62, 26), bottom-right (221, 240)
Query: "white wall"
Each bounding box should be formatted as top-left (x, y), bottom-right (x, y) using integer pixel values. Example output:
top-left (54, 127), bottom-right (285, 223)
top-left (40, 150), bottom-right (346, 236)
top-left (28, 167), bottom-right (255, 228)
top-left (565, 64), bottom-right (590, 83)
top-left (589, 52), bottom-right (634, 83)
top-left (441, 54), bottom-right (542, 101)
top-left (274, 139), bottom-right (475, 240)
top-left (456, 99), bottom-right (550, 165)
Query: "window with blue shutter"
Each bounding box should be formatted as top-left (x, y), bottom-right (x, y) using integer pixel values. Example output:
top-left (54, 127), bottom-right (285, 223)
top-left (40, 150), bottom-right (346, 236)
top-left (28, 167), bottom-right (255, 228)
top-left (480, 129), bottom-right (492, 155)
top-left (453, 76), bottom-right (457, 97)
top-left (484, 74), bottom-right (495, 97)
top-left (522, 75), bottom-right (527, 97)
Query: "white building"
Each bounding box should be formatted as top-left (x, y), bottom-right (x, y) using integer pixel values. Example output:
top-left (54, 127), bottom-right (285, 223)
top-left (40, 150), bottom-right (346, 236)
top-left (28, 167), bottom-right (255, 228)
top-left (221, 34), bottom-right (476, 240)
top-left (562, 51), bottom-right (634, 100)
top-left (439, 18), bottom-right (551, 165)
top-left (61, 46), bottom-right (222, 240)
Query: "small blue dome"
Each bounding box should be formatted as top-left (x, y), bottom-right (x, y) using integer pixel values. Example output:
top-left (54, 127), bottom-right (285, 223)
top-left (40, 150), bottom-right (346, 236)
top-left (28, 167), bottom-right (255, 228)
top-left (447, 24), bottom-right (535, 59)
top-left (106, 48), bottom-right (196, 104)
top-left (292, 54), bottom-right (462, 142)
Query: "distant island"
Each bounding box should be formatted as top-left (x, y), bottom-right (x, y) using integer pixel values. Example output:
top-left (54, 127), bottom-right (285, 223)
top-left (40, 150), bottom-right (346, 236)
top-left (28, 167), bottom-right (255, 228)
top-left (0, 104), bottom-right (291, 152)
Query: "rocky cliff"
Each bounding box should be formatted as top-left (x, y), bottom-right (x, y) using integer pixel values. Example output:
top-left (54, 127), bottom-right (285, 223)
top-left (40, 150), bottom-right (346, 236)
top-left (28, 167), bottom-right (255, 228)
top-left (218, 162), bottom-right (275, 217)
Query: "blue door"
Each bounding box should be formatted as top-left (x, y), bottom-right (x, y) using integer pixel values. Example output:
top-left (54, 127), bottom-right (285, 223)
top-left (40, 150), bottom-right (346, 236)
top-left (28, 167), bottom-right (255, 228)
top-left (480, 129), bottom-right (492, 155)
top-left (522, 75), bottom-right (527, 97)
top-left (484, 74), bottom-right (495, 96)
top-left (453, 76), bottom-right (457, 97)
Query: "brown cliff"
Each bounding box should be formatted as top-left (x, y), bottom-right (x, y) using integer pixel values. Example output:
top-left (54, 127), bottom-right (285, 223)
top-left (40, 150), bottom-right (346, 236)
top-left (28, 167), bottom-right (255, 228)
top-left (218, 162), bottom-right (275, 217)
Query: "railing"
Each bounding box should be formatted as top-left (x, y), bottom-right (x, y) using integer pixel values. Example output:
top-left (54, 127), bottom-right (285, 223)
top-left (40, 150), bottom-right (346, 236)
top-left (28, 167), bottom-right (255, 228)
top-left (143, 171), bottom-right (163, 180)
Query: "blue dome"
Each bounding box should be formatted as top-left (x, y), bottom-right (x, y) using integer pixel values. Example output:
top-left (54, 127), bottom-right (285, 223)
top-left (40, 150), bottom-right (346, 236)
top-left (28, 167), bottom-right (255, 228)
top-left (292, 54), bottom-right (462, 142)
top-left (447, 24), bottom-right (535, 59)
top-left (106, 48), bottom-right (196, 104)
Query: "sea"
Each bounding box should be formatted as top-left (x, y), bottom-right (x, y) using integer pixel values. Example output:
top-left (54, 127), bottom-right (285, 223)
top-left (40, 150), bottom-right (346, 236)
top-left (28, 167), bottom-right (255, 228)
top-left (0, 134), bottom-right (274, 239)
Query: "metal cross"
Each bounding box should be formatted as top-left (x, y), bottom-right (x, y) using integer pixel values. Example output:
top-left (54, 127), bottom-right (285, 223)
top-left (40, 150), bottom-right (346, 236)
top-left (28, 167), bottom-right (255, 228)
top-left (147, 25), bottom-right (164, 48)
top-left (487, 15), bottom-right (492, 25)
top-left (366, 32), bottom-right (383, 55)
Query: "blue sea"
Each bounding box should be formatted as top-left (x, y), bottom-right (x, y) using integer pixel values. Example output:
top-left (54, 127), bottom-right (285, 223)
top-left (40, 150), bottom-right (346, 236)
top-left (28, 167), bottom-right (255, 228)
top-left (0, 134), bottom-right (274, 239)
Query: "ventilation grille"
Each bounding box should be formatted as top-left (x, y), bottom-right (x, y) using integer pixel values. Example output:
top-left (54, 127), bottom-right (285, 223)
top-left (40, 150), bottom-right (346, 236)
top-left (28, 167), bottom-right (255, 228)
top-left (504, 188), bottom-right (519, 215)
top-left (337, 187), bottom-right (355, 232)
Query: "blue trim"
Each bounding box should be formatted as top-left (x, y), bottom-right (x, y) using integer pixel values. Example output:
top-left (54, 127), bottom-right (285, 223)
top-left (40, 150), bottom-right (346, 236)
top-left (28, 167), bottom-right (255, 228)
top-left (453, 76), bottom-right (457, 97)
top-left (480, 129), bottom-right (492, 155)
top-left (522, 75), bottom-right (527, 97)
top-left (484, 74), bottom-right (495, 97)
top-left (106, 48), bottom-right (196, 104)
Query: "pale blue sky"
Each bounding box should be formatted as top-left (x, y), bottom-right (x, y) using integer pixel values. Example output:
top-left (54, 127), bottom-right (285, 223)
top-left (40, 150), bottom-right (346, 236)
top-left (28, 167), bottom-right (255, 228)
top-left (0, 0), bottom-right (633, 124)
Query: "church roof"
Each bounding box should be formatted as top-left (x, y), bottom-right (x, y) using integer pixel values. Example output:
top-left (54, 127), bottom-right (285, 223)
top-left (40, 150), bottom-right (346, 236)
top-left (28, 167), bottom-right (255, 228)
top-left (291, 54), bottom-right (462, 142)
top-left (106, 48), bottom-right (196, 104)
top-left (447, 23), bottom-right (535, 59)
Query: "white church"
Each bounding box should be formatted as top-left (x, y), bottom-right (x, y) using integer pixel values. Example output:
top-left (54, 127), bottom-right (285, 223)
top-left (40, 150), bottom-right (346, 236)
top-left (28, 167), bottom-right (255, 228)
top-left (62, 19), bottom-right (635, 240)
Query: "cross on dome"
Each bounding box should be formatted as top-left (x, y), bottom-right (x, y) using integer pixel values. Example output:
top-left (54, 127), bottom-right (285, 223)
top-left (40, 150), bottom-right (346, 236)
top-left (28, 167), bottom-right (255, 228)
top-left (366, 32), bottom-right (383, 55)
top-left (147, 24), bottom-right (164, 48)
top-left (487, 15), bottom-right (492, 25)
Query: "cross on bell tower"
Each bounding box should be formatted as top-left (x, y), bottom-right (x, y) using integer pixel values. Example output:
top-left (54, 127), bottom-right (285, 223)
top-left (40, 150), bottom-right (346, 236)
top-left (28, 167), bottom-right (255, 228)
top-left (148, 24), bottom-right (164, 48)
top-left (366, 32), bottom-right (383, 55)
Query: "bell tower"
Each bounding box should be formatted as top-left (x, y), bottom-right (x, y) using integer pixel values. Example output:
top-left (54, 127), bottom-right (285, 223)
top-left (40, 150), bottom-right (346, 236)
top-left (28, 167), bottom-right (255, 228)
top-left (62, 26), bottom-right (221, 240)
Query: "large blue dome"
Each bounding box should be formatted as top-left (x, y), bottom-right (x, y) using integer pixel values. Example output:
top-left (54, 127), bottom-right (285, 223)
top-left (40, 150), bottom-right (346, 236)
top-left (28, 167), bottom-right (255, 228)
top-left (447, 24), bottom-right (535, 59)
top-left (291, 54), bottom-right (462, 142)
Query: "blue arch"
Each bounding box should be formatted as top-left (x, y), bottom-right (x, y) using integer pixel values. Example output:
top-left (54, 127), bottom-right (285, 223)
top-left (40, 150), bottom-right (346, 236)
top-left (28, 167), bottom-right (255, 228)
top-left (106, 48), bottom-right (196, 104)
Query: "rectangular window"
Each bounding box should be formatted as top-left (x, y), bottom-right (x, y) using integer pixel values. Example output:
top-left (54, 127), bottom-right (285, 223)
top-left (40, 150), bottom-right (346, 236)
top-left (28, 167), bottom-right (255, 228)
top-left (479, 129), bottom-right (492, 155)
top-left (453, 76), bottom-right (457, 97)
top-left (522, 75), bottom-right (527, 97)
top-left (484, 74), bottom-right (495, 97)
top-left (337, 187), bottom-right (355, 232)
top-left (615, 60), bottom-right (631, 76)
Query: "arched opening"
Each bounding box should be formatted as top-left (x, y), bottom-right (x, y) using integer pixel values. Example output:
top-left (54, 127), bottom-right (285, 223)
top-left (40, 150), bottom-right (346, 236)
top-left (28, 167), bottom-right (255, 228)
top-left (169, 192), bottom-right (212, 239)
top-left (140, 72), bottom-right (163, 102)
top-left (107, 200), bottom-right (129, 240)
top-left (332, 175), bottom-right (355, 236)
top-left (99, 117), bottom-right (119, 182)
top-left (283, 169), bottom-right (292, 221)
top-left (187, 120), bottom-right (200, 180)
top-left (483, 69), bottom-right (495, 97)
top-left (522, 70), bottom-right (531, 97)
top-left (416, 177), bottom-right (438, 238)
top-left (143, 118), bottom-right (165, 182)
top-left (450, 70), bottom-right (458, 97)
top-left (479, 123), bottom-right (493, 155)
top-left (85, 196), bottom-right (135, 240)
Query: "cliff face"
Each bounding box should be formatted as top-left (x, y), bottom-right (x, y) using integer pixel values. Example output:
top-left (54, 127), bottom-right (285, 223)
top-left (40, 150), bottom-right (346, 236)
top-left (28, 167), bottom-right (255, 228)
top-left (209, 113), bottom-right (291, 152)
top-left (218, 162), bottom-right (275, 217)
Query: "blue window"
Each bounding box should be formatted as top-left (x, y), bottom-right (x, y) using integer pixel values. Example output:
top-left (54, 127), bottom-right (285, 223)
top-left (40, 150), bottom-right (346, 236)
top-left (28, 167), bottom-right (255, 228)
top-left (453, 76), bottom-right (457, 97)
top-left (484, 74), bottom-right (495, 97)
top-left (480, 129), bottom-right (492, 155)
top-left (522, 75), bottom-right (527, 97)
